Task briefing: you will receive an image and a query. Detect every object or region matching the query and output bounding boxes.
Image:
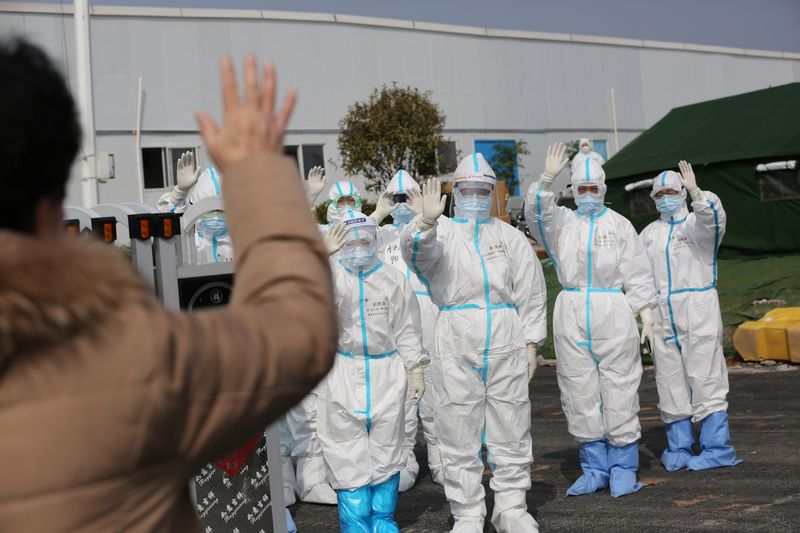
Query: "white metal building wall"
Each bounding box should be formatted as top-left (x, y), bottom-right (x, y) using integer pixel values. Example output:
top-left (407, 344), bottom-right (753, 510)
top-left (1, 3), bottom-right (799, 206)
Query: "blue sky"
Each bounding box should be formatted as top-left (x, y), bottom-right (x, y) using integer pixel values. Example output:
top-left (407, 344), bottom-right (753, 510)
top-left (20, 0), bottom-right (800, 53)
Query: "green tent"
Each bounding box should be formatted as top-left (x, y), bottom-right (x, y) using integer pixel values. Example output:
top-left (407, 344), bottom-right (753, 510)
top-left (603, 83), bottom-right (800, 255)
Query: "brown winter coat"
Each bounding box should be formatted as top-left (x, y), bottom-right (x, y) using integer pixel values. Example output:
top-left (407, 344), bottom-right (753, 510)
top-left (0, 153), bottom-right (337, 531)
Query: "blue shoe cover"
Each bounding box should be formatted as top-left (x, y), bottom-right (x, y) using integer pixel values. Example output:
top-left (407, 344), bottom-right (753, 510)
top-left (370, 472), bottom-right (400, 533)
top-left (285, 508), bottom-right (297, 533)
top-left (566, 440), bottom-right (609, 496)
top-left (337, 485), bottom-right (372, 533)
top-left (687, 411), bottom-right (742, 471)
top-left (607, 442), bottom-right (645, 498)
top-left (662, 418), bottom-right (695, 472)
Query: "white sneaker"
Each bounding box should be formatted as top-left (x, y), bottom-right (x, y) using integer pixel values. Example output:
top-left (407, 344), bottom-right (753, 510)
top-left (301, 482), bottom-right (337, 505)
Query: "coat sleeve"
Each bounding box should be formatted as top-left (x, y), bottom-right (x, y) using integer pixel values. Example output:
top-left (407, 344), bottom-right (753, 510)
top-left (400, 218), bottom-right (444, 293)
top-left (524, 179), bottom-right (571, 268)
top-left (391, 274), bottom-right (426, 369)
top-left (619, 218), bottom-right (657, 315)
top-left (506, 228), bottom-right (548, 345)
top-left (688, 191), bottom-right (726, 251)
top-left (154, 153), bottom-right (338, 473)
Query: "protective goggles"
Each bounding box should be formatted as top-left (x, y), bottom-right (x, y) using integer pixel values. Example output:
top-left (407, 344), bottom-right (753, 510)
top-left (335, 196), bottom-right (360, 208)
top-left (652, 188), bottom-right (681, 200)
top-left (390, 193), bottom-right (409, 205)
top-left (455, 182), bottom-right (493, 199)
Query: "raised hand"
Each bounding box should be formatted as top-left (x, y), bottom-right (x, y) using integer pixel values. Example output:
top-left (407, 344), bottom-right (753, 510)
top-left (306, 165), bottom-right (326, 199)
top-left (678, 160), bottom-right (698, 193)
top-left (175, 151), bottom-right (202, 192)
top-left (324, 222), bottom-right (347, 255)
top-left (420, 178), bottom-right (446, 226)
top-left (542, 143), bottom-right (569, 182)
top-left (196, 54), bottom-right (297, 173)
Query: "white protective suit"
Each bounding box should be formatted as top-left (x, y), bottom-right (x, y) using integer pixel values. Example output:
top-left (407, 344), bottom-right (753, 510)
top-left (571, 138), bottom-right (605, 175)
top-left (376, 170), bottom-right (442, 490)
top-left (280, 180), bottom-right (364, 505)
top-left (525, 158), bottom-right (655, 446)
top-left (318, 212), bottom-right (425, 491)
top-left (401, 154), bottom-right (548, 532)
top-left (639, 171), bottom-right (729, 424)
top-left (157, 167), bottom-right (233, 263)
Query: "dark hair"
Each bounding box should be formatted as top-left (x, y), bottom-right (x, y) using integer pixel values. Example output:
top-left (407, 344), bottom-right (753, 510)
top-left (0, 37), bottom-right (81, 233)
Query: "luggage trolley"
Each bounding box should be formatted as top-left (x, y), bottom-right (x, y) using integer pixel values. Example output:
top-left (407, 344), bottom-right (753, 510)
top-left (151, 197), bottom-right (288, 532)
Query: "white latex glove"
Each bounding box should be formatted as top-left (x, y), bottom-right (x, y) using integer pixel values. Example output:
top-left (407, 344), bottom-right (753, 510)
top-left (370, 191), bottom-right (393, 224)
top-left (417, 178), bottom-right (446, 231)
top-left (406, 190), bottom-right (423, 215)
top-left (526, 342), bottom-right (538, 381)
top-left (408, 364), bottom-right (426, 403)
top-left (306, 165), bottom-right (327, 202)
top-left (171, 151), bottom-right (202, 202)
top-left (639, 307), bottom-right (655, 353)
top-left (541, 143), bottom-right (569, 188)
top-left (324, 222), bottom-right (347, 255)
top-left (678, 160), bottom-right (705, 202)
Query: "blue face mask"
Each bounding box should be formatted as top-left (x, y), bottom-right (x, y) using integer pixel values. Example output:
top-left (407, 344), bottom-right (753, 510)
top-left (456, 196), bottom-right (492, 219)
top-left (575, 195), bottom-right (604, 216)
top-left (196, 213), bottom-right (228, 238)
top-left (656, 195), bottom-right (683, 216)
top-left (392, 204), bottom-right (415, 225)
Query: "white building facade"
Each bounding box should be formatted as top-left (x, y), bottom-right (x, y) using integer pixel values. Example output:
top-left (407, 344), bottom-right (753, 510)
top-left (2, 2), bottom-right (800, 207)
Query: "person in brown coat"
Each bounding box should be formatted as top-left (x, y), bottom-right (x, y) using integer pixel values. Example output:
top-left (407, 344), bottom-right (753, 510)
top-left (0, 39), bottom-right (337, 531)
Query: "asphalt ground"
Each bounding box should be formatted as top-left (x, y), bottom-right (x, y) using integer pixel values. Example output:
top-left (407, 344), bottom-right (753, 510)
top-left (292, 363), bottom-right (800, 532)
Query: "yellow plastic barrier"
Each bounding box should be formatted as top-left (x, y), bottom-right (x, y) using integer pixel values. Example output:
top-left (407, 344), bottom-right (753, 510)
top-left (733, 308), bottom-right (800, 362)
top-left (788, 324), bottom-right (800, 364)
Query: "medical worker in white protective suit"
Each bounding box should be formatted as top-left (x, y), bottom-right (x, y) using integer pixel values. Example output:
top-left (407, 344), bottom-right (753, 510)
top-left (525, 144), bottom-right (656, 498)
top-left (401, 153), bottom-right (547, 533)
top-left (318, 210), bottom-right (426, 533)
top-left (275, 166), bottom-right (353, 506)
top-left (369, 169), bottom-right (442, 491)
top-left (640, 161), bottom-right (741, 472)
top-left (570, 138), bottom-right (605, 175)
top-left (157, 151), bottom-right (232, 263)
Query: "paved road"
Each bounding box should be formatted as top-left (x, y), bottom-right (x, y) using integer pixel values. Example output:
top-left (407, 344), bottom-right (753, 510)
top-left (292, 364), bottom-right (800, 532)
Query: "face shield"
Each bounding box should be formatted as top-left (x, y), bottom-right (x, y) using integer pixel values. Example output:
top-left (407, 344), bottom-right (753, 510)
top-left (573, 183), bottom-right (606, 216)
top-left (454, 182), bottom-right (494, 219)
top-left (340, 226), bottom-right (378, 270)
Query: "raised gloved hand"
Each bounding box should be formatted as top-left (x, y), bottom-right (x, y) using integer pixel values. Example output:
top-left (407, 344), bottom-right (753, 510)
top-left (324, 222), bottom-right (347, 255)
top-left (408, 364), bottom-right (426, 403)
top-left (171, 151), bottom-right (203, 202)
top-left (417, 178), bottom-right (446, 231)
top-left (526, 342), bottom-right (538, 381)
top-left (639, 307), bottom-right (656, 353)
top-left (541, 143), bottom-right (569, 188)
top-left (406, 190), bottom-right (423, 215)
top-left (306, 165), bottom-right (326, 202)
top-left (678, 160), bottom-right (705, 202)
top-left (370, 191), bottom-right (393, 224)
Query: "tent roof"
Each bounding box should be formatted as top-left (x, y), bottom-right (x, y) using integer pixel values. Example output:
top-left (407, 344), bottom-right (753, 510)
top-left (604, 83), bottom-right (800, 181)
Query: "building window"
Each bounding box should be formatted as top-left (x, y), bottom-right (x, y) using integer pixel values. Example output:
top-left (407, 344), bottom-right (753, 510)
top-left (285, 144), bottom-right (325, 178)
top-left (757, 160), bottom-right (799, 201)
top-left (629, 188), bottom-right (657, 216)
top-left (437, 141), bottom-right (458, 174)
top-left (142, 147), bottom-right (196, 190)
top-left (592, 139), bottom-right (608, 161)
